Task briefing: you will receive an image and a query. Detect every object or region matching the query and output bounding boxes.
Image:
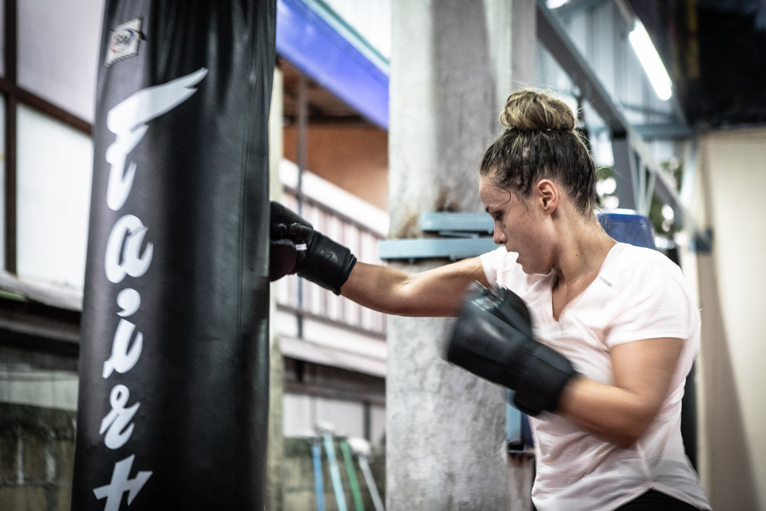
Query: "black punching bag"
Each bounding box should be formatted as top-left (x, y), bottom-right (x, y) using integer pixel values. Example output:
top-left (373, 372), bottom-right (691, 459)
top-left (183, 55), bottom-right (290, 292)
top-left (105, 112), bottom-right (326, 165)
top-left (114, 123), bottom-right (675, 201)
top-left (72, 1), bottom-right (275, 509)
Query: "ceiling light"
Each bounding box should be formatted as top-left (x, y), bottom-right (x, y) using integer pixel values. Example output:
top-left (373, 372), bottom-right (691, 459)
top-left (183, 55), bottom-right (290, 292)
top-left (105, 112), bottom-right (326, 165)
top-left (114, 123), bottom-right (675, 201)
top-left (629, 20), bottom-right (673, 100)
top-left (546, 0), bottom-right (570, 9)
top-left (662, 204), bottom-right (675, 221)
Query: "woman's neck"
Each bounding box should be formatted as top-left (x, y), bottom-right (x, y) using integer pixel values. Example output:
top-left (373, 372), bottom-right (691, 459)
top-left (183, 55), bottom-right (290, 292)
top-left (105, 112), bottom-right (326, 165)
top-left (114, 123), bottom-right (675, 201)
top-left (551, 213), bottom-right (616, 287)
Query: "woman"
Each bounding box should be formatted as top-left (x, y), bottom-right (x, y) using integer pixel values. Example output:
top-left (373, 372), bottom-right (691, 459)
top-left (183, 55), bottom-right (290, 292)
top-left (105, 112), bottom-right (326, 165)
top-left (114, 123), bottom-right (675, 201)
top-left (270, 89), bottom-right (710, 511)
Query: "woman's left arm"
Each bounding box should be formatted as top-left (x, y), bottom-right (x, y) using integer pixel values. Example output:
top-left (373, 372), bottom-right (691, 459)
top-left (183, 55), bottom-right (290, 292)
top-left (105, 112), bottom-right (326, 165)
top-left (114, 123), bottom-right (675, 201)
top-left (557, 337), bottom-right (684, 448)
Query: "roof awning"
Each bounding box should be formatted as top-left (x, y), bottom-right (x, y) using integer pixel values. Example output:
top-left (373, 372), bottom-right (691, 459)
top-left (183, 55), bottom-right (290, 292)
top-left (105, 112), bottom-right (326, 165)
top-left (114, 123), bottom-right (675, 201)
top-left (280, 336), bottom-right (386, 378)
top-left (276, 0), bottom-right (389, 128)
top-left (0, 271), bottom-right (82, 311)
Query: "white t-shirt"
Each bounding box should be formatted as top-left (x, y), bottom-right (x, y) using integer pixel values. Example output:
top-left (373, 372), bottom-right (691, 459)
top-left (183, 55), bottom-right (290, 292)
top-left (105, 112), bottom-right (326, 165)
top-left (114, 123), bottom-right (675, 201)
top-left (480, 242), bottom-right (711, 511)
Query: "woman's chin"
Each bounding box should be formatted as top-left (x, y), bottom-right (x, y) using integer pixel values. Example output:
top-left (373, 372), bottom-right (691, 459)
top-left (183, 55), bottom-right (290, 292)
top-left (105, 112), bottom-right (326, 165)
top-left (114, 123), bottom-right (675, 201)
top-left (515, 254), bottom-right (530, 272)
top-left (517, 255), bottom-right (547, 276)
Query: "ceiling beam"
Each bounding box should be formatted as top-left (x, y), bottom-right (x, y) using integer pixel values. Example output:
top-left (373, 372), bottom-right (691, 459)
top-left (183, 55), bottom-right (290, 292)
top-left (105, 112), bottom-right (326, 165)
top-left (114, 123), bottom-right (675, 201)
top-left (536, 0), bottom-right (705, 239)
top-left (553, 0), bottom-right (613, 18)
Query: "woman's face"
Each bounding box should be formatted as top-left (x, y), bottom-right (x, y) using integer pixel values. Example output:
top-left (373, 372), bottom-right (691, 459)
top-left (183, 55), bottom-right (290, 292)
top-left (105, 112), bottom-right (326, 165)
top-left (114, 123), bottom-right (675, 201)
top-left (479, 176), bottom-right (553, 274)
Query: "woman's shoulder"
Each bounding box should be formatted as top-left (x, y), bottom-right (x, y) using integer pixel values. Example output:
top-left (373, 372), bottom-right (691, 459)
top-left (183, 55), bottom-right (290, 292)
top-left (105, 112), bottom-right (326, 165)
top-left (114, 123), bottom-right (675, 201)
top-left (604, 243), bottom-right (686, 289)
top-left (609, 242), bottom-right (678, 270)
top-left (602, 243), bottom-right (699, 347)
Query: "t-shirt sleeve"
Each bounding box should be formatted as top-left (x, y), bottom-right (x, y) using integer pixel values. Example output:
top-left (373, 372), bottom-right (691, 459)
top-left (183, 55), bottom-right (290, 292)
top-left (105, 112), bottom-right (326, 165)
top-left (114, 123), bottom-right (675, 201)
top-left (479, 246), bottom-right (507, 288)
top-left (606, 256), bottom-right (696, 349)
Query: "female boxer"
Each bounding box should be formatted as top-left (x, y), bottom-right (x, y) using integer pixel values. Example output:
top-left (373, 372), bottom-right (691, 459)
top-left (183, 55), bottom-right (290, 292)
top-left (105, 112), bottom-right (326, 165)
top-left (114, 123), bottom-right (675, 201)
top-left (270, 89), bottom-right (710, 511)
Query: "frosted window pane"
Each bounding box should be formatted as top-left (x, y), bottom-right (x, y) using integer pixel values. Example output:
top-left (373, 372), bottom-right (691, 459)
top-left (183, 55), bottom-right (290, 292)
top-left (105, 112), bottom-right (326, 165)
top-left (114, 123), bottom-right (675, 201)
top-left (284, 393), bottom-right (321, 437)
top-left (283, 393), bottom-right (368, 439)
top-left (18, 0), bottom-right (105, 123)
top-left (316, 397), bottom-right (364, 438)
top-left (17, 105), bottom-right (93, 289)
top-left (0, 98), bottom-right (5, 271)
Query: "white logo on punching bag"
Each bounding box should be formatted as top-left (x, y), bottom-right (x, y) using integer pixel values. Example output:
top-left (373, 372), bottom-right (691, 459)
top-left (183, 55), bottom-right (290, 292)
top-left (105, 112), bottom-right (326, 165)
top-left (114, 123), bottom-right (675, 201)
top-left (93, 455), bottom-right (152, 511)
top-left (105, 67), bottom-right (208, 211)
top-left (103, 289), bottom-right (143, 378)
top-left (105, 214), bottom-right (154, 284)
top-left (99, 385), bottom-right (140, 449)
top-left (93, 68), bottom-right (208, 508)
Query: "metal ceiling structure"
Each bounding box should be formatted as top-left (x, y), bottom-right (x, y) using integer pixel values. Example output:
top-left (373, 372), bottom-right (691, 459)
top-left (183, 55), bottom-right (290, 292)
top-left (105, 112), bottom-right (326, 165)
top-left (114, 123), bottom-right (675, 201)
top-left (536, 0), bottom-right (708, 246)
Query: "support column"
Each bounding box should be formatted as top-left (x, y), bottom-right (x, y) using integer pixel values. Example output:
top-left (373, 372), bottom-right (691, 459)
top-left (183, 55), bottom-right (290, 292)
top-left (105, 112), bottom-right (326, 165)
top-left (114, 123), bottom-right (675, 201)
top-left (388, 1), bottom-right (534, 509)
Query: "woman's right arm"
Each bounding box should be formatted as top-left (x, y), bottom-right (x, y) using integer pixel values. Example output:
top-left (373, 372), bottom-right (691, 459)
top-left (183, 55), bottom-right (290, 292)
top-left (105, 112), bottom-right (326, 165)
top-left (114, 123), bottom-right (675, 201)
top-left (340, 257), bottom-right (488, 317)
top-left (270, 200), bottom-right (490, 317)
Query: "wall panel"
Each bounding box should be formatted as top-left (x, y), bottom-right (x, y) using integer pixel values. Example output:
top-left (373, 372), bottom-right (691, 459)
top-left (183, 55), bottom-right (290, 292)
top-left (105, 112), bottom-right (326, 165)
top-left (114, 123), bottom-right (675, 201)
top-left (697, 128), bottom-right (766, 510)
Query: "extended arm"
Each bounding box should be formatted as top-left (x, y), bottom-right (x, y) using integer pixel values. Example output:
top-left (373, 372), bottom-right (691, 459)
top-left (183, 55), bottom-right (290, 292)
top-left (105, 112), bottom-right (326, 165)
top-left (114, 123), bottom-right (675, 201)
top-left (558, 337), bottom-right (684, 448)
top-left (341, 259), bottom-right (488, 317)
top-left (270, 201), bottom-right (488, 317)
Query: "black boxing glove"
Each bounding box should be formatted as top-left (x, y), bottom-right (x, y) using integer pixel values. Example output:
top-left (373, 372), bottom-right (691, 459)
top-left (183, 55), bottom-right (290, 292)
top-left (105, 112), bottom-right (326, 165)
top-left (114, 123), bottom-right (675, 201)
top-left (269, 201), bottom-right (357, 295)
top-left (447, 284), bottom-right (577, 416)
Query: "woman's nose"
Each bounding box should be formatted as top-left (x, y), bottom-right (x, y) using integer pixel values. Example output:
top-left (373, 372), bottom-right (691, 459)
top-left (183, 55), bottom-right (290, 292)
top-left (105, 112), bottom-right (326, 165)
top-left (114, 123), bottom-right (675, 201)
top-left (493, 226), bottom-right (506, 245)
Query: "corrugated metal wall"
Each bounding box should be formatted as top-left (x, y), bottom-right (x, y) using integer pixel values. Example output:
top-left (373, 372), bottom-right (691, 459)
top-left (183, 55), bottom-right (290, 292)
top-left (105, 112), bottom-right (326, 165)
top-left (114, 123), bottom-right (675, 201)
top-left (537, 2), bottom-right (677, 167)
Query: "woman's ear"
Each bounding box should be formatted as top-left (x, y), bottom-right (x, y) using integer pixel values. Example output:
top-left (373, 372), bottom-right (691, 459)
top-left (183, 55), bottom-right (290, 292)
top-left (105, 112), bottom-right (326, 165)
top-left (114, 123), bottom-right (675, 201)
top-left (536, 179), bottom-right (559, 214)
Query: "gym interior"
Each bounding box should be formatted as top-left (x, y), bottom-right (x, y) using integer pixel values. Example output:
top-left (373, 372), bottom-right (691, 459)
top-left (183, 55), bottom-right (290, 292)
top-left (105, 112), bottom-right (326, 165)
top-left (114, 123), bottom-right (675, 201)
top-left (0, 0), bottom-right (765, 510)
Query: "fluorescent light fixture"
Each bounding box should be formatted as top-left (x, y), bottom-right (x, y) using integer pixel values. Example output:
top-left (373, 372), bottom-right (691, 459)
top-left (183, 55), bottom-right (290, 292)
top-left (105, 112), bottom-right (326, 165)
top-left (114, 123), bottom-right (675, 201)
top-left (546, 0), bottom-right (570, 9)
top-left (629, 20), bottom-right (673, 100)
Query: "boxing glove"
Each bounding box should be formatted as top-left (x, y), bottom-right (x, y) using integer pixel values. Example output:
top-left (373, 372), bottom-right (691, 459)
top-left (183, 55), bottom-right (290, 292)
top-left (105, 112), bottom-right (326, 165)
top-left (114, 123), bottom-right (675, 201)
top-left (269, 201), bottom-right (357, 295)
top-left (447, 284), bottom-right (577, 416)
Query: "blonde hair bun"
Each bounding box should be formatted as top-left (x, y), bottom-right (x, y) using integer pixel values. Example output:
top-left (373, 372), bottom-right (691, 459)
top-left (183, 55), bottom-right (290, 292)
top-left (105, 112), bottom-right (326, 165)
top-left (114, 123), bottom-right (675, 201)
top-left (499, 89), bottom-right (576, 132)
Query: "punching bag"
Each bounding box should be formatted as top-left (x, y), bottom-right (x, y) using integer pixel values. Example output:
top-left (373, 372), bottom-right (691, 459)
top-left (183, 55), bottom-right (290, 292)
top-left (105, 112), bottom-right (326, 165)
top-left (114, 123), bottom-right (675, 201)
top-left (72, 1), bottom-right (276, 509)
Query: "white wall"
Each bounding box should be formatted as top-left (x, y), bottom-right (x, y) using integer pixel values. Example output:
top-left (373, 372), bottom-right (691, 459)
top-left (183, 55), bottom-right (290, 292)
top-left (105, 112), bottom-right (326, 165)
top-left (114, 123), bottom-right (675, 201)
top-left (696, 127), bottom-right (766, 511)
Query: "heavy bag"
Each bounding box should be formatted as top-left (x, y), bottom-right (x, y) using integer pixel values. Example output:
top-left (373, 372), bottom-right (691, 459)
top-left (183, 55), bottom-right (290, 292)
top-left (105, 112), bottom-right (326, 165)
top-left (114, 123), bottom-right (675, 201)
top-left (71, 1), bottom-right (276, 509)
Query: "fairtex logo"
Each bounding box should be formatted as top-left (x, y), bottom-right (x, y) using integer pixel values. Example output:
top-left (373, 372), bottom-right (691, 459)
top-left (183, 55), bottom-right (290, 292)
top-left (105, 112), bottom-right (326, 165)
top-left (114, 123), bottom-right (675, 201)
top-left (92, 68), bottom-right (208, 511)
top-left (106, 18), bottom-right (143, 67)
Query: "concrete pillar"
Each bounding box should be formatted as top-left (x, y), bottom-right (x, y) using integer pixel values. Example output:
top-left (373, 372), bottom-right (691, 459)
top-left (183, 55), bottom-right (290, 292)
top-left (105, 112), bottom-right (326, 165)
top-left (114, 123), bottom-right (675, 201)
top-left (511, 0), bottom-right (537, 91)
top-left (388, 1), bottom-right (535, 509)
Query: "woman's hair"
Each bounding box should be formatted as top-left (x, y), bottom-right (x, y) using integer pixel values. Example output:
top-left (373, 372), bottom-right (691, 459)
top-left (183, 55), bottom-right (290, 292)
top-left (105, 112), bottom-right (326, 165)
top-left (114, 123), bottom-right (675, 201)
top-left (480, 89), bottom-right (597, 215)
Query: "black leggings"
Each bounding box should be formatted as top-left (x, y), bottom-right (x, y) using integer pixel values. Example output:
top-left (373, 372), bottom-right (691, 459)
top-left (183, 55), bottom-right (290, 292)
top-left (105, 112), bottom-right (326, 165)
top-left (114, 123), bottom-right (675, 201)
top-left (615, 490), bottom-right (700, 510)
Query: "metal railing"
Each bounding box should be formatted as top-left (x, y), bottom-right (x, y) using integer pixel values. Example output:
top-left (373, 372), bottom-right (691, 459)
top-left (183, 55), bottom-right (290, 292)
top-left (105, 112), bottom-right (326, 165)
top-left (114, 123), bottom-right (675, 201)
top-left (275, 189), bottom-right (387, 338)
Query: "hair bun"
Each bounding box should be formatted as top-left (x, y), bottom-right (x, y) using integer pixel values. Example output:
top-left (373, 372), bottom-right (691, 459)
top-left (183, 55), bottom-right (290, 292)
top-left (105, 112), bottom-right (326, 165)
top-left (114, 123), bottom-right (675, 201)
top-left (499, 89), bottom-right (576, 132)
